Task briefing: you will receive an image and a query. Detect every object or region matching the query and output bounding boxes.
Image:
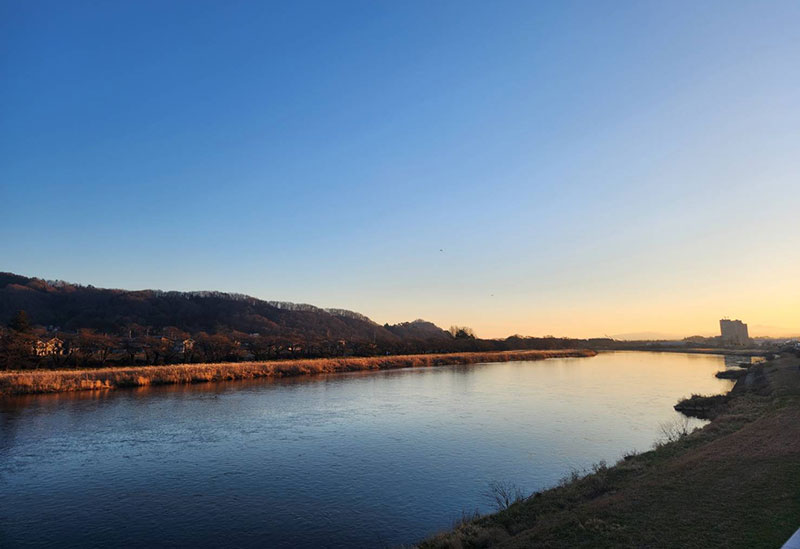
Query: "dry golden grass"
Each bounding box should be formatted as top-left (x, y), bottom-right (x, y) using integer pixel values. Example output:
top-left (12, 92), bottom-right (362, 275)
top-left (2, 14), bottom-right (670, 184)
top-left (0, 349), bottom-right (596, 397)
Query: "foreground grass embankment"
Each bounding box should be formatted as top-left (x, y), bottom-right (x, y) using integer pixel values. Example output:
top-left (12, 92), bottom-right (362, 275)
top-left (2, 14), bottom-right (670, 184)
top-left (0, 349), bottom-right (595, 397)
top-left (421, 354), bottom-right (800, 548)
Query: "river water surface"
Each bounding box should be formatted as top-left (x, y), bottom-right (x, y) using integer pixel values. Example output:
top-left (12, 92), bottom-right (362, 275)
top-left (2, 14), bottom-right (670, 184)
top-left (0, 351), bottom-right (736, 548)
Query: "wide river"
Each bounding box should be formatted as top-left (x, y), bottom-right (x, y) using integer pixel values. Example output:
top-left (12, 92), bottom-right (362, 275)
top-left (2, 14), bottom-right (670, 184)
top-left (0, 351), bottom-right (741, 548)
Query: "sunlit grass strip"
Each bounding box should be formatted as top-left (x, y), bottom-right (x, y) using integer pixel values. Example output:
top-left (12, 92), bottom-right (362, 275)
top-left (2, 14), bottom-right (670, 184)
top-left (0, 349), bottom-right (596, 397)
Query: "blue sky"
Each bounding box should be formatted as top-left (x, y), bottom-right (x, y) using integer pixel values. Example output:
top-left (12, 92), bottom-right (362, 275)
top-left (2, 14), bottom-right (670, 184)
top-left (2, 1), bottom-right (799, 337)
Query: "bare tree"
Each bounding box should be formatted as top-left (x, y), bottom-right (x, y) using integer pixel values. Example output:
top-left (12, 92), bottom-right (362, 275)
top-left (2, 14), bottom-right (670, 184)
top-left (657, 416), bottom-right (693, 445)
top-left (483, 480), bottom-right (525, 511)
top-left (449, 325), bottom-right (476, 339)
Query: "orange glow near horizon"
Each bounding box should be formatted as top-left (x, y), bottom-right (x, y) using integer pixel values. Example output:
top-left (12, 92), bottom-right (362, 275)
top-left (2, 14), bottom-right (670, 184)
top-left (367, 261), bottom-right (800, 340)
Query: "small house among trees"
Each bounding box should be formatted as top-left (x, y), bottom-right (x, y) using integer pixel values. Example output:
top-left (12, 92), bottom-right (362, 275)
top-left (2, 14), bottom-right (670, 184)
top-left (35, 337), bottom-right (63, 357)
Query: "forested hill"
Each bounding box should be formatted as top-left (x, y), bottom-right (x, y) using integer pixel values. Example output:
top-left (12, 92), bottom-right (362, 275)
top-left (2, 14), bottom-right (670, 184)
top-left (0, 272), bottom-right (451, 345)
top-left (0, 273), bottom-right (605, 369)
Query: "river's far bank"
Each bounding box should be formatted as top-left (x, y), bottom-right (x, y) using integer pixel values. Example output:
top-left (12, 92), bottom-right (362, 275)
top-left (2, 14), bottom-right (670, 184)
top-left (604, 345), bottom-right (771, 356)
top-left (420, 353), bottom-right (800, 548)
top-left (0, 349), bottom-right (596, 397)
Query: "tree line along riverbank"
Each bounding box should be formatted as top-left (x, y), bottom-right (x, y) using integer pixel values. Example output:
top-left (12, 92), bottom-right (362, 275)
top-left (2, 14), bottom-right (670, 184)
top-left (0, 276), bottom-right (613, 370)
top-left (420, 353), bottom-right (800, 548)
top-left (0, 349), bottom-right (596, 397)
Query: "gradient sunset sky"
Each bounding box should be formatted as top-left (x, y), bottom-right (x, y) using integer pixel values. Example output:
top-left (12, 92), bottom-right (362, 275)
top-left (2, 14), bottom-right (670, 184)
top-left (2, 1), bottom-right (799, 339)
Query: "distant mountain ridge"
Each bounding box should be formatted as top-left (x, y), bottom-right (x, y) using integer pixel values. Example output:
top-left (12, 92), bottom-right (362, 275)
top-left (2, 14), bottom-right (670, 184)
top-left (0, 272), bottom-right (451, 345)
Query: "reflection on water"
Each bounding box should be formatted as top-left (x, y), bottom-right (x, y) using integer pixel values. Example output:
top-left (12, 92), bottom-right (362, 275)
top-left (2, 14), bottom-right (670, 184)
top-left (0, 351), bottom-right (734, 548)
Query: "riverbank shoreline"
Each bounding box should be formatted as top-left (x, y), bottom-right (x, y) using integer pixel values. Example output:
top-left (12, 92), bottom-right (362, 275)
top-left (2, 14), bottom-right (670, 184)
top-left (604, 346), bottom-right (770, 356)
top-left (421, 353), bottom-right (800, 548)
top-left (0, 349), bottom-right (596, 397)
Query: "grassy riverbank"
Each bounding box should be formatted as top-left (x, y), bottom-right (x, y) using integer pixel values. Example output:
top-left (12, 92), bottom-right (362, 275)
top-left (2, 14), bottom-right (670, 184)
top-left (421, 354), bottom-right (800, 548)
top-left (0, 349), bottom-right (595, 397)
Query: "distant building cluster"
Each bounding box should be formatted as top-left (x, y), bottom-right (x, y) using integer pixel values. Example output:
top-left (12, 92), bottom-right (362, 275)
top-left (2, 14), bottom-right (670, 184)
top-left (719, 318), bottom-right (750, 346)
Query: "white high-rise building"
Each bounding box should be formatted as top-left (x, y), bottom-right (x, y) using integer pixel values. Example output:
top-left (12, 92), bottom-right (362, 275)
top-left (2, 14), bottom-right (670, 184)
top-left (719, 319), bottom-right (749, 346)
